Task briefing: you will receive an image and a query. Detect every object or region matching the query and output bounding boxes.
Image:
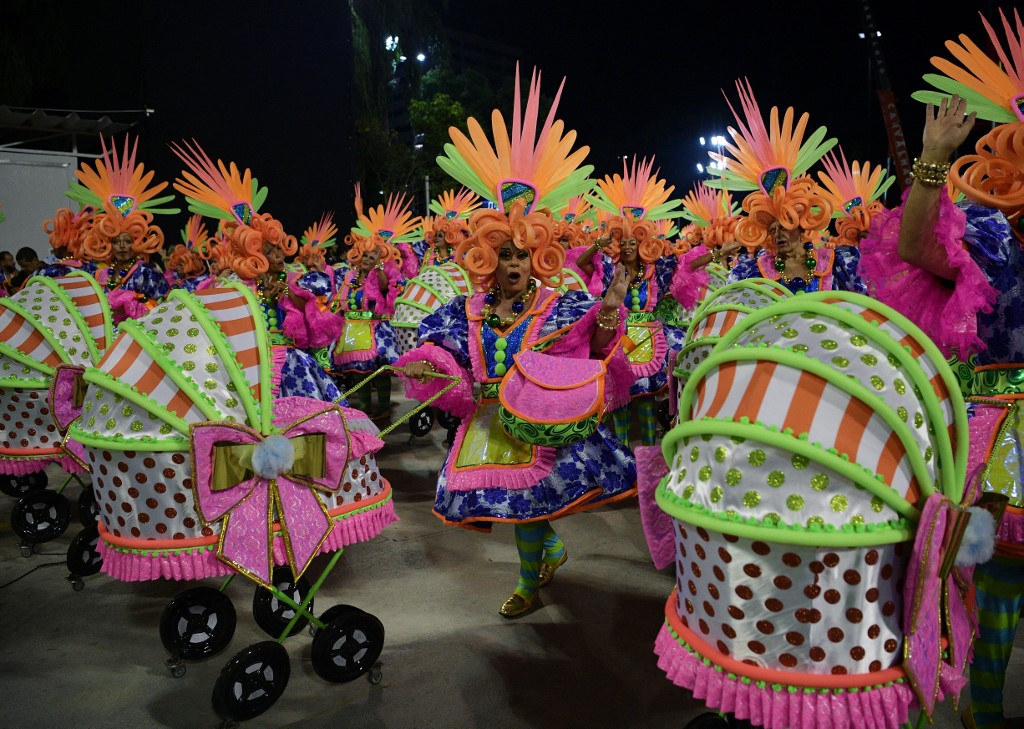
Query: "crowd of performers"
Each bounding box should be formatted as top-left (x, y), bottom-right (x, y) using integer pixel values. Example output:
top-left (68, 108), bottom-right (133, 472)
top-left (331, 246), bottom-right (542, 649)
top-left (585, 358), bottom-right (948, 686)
top-left (5, 9), bottom-right (1024, 728)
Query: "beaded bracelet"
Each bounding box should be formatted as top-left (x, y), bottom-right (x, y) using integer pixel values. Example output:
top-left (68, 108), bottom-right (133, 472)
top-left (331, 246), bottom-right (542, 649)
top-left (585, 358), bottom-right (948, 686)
top-left (910, 157), bottom-right (951, 187)
top-left (597, 310), bottom-right (620, 331)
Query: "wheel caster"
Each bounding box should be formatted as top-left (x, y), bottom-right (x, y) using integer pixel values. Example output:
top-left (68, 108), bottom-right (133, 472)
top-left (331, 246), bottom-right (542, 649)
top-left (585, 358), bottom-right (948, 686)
top-left (66, 522), bottom-right (103, 579)
top-left (310, 608), bottom-right (385, 683)
top-left (212, 641), bottom-right (290, 721)
top-left (368, 661), bottom-right (383, 685)
top-left (408, 408), bottom-right (433, 438)
top-left (69, 578), bottom-right (84, 592)
top-left (19, 543), bottom-right (33, 557)
top-left (0, 470), bottom-right (47, 497)
top-left (160, 586), bottom-right (237, 660)
top-left (252, 566), bottom-right (312, 639)
top-left (166, 656), bottom-right (187, 678)
top-left (11, 489), bottom-right (71, 544)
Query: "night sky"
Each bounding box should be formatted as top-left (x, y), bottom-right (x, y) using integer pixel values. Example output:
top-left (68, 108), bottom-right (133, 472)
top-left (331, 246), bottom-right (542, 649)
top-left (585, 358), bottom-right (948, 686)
top-left (6, 0), bottom-right (1005, 239)
top-left (437, 0), bottom-right (1003, 205)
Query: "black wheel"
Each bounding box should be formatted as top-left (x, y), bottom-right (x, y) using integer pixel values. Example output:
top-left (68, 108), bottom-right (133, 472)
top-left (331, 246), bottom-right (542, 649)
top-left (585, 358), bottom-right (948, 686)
top-left (0, 470), bottom-right (48, 497)
top-left (66, 523), bottom-right (103, 578)
top-left (685, 713), bottom-right (731, 729)
top-left (309, 603), bottom-right (362, 637)
top-left (656, 399), bottom-right (672, 430)
top-left (251, 566), bottom-right (312, 639)
top-left (311, 609), bottom-right (385, 683)
top-left (408, 407), bottom-right (434, 437)
top-left (160, 586), bottom-right (237, 660)
top-left (212, 641), bottom-right (290, 722)
top-left (77, 486), bottom-right (99, 527)
top-left (11, 489), bottom-right (70, 543)
top-left (436, 408), bottom-right (459, 430)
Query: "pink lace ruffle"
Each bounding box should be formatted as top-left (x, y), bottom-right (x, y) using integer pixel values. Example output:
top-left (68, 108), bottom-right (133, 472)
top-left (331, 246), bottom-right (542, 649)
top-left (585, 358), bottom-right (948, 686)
top-left (672, 245), bottom-right (712, 311)
top-left (653, 624), bottom-right (918, 729)
top-left (442, 415), bottom-right (557, 491)
top-left (107, 289), bottom-right (150, 323)
top-left (859, 190), bottom-right (998, 358)
top-left (635, 445), bottom-right (674, 569)
top-left (0, 455), bottom-right (83, 476)
top-left (98, 496), bottom-right (398, 583)
top-left (394, 345), bottom-right (475, 418)
top-left (269, 345), bottom-right (288, 398)
top-left (281, 285), bottom-right (344, 349)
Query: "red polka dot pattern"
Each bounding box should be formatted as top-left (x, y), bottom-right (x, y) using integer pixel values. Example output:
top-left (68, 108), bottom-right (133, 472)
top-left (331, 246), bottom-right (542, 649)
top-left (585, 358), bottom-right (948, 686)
top-left (672, 522), bottom-right (908, 676)
top-left (0, 388), bottom-right (58, 449)
top-left (88, 447), bottom-right (388, 544)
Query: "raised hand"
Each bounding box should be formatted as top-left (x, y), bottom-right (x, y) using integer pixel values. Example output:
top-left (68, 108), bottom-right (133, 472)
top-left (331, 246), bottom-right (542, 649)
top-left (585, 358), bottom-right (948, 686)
top-left (922, 94), bottom-right (977, 161)
top-left (603, 264), bottom-right (628, 309)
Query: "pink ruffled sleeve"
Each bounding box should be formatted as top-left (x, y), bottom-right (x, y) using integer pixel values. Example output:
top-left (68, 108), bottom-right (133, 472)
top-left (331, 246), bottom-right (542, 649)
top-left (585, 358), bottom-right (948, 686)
top-left (562, 245), bottom-right (606, 297)
top-left (396, 242), bottom-right (420, 280)
top-left (362, 260), bottom-right (403, 317)
top-left (670, 244), bottom-right (711, 311)
top-left (859, 190), bottom-right (998, 357)
top-left (280, 284), bottom-right (344, 350)
top-left (107, 289), bottom-right (150, 324)
top-left (394, 345), bottom-right (476, 418)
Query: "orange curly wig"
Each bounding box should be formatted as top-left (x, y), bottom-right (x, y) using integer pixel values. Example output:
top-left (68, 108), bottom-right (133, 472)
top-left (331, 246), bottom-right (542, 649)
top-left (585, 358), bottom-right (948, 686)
top-left (600, 215), bottom-right (663, 263)
top-left (734, 176), bottom-right (833, 253)
top-left (81, 208), bottom-right (164, 263)
top-left (455, 201), bottom-right (565, 290)
top-left (951, 122), bottom-right (1024, 240)
top-left (42, 207), bottom-right (93, 259)
top-left (220, 213), bottom-right (297, 279)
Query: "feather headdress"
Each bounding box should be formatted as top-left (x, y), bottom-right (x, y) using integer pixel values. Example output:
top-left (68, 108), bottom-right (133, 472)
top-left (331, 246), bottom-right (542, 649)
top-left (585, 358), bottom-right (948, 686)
top-left (297, 212), bottom-right (338, 270)
top-left (437, 63), bottom-right (593, 214)
top-left (68, 135), bottom-right (178, 261)
top-left (167, 214), bottom-right (210, 277)
top-left (912, 9), bottom-right (1024, 231)
top-left (345, 184), bottom-right (410, 265)
top-left (817, 149), bottom-right (895, 246)
top-left (171, 140), bottom-right (295, 279)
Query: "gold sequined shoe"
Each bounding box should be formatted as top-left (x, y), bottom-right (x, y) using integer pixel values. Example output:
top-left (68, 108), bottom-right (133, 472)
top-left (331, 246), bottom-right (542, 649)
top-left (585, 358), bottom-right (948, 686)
top-left (498, 592), bottom-right (536, 619)
top-left (538, 550), bottom-right (568, 588)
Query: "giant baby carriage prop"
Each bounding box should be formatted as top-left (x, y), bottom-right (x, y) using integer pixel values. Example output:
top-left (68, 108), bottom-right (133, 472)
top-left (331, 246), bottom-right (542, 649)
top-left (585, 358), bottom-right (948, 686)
top-left (666, 278), bottom-right (789, 431)
top-left (0, 272), bottom-right (112, 552)
top-left (651, 290), bottom-right (979, 729)
top-left (70, 283), bottom-right (400, 723)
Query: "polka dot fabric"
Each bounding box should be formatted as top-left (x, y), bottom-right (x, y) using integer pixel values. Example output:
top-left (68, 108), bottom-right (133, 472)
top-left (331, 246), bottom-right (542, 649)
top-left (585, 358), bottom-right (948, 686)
top-left (673, 523), bottom-right (906, 675)
top-left (0, 388), bottom-right (58, 450)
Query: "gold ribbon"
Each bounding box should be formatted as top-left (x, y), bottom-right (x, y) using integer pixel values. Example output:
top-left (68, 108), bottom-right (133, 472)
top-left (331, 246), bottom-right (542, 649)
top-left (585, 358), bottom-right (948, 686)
top-left (211, 433), bottom-right (326, 491)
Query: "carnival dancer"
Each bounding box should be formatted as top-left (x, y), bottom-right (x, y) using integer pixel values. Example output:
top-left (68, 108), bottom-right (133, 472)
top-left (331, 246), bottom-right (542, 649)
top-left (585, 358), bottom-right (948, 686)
top-left (571, 156), bottom-right (700, 447)
top-left (39, 205), bottom-right (98, 278)
top-left (397, 64), bottom-right (637, 619)
top-left (859, 10), bottom-right (1024, 727)
top-left (402, 187), bottom-right (480, 274)
top-left (66, 135), bottom-right (177, 322)
top-left (164, 214), bottom-right (217, 293)
top-left (331, 189), bottom-right (416, 419)
top-left (816, 148), bottom-right (894, 249)
top-left (703, 79), bottom-right (865, 295)
top-left (171, 139), bottom-right (344, 404)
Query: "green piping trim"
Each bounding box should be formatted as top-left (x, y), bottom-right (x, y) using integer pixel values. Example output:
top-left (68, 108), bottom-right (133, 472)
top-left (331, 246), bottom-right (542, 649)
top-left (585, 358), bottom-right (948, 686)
top-left (0, 297), bottom-right (65, 374)
top-left (676, 346), bottom-right (937, 503)
top-left (712, 294), bottom-right (964, 500)
top-left (69, 427), bottom-right (188, 451)
top-left (393, 296), bottom-right (435, 315)
top-left (33, 275), bottom-right (103, 364)
top-left (0, 377), bottom-right (48, 389)
top-left (661, 417), bottom-right (921, 525)
top-left (64, 270), bottom-right (115, 347)
top-left (80, 368), bottom-right (190, 435)
top-left (119, 319), bottom-right (220, 421)
top-left (170, 290), bottom-right (260, 428)
top-left (223, 282), bottom-right (272, 434)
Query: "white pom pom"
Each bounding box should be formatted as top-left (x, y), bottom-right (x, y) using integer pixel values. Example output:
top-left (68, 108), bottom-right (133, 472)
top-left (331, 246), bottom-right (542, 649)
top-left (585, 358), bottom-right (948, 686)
top-left (251, 434), bottom-right (294, 479)
top-left (954, 506), bottom-right (997, 568)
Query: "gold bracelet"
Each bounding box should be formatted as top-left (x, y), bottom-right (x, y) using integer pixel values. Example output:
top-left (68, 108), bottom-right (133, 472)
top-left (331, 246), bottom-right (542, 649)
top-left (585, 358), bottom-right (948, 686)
top-left (910, 157), bottom-right (950, 187)
top-left (597, 310), bottom-right (619, 331)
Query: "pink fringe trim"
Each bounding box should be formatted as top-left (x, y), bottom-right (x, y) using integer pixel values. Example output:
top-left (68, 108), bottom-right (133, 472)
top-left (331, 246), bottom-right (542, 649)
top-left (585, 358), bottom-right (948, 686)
top-left (626, 323), bottom-right (669, 380)
top-left (0, 455), bottom-right (84, 476)
top-left (635, 445), bottom-right (674, 569)
top-left (394, 345), bottom-right (475, 418)
top-left (672, 245), bottom-right (712, 311)
top-left (98, 497), bottom-right (398, 583)
top-left (281, 285), bottom-right (344, 349)
top-left (270, 345), bottom-right (288, 398)
top-left (653, 624), bottom-right (918, 729)
top-left (859, 190), bottom-right (998, 358)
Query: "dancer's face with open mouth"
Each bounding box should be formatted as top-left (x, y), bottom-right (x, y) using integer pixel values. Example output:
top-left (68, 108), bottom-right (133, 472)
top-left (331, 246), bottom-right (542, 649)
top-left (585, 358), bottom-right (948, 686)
top-left (768, 220), bottom-right (802, 256)
top-left (496, 239), bottom-right (531, 296)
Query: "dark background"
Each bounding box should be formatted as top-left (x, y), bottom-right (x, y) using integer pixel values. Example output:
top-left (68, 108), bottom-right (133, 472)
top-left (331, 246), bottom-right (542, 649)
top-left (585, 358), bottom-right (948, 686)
top-left (2, 0), bottom-right (1005, 239)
